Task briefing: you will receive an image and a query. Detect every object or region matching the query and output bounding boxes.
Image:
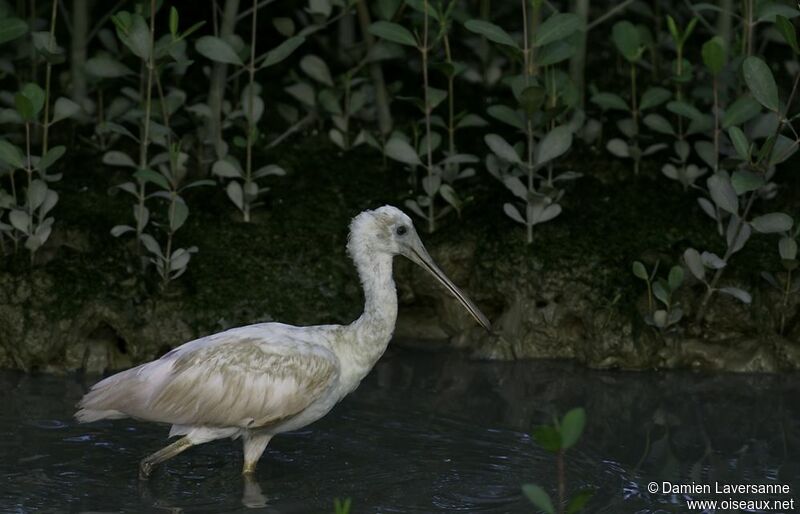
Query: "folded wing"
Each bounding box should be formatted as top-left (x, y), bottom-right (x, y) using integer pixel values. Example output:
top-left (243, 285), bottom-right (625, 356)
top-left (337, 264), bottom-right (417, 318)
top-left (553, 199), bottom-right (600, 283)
top-left (76, 330), bottom-right (340, 429)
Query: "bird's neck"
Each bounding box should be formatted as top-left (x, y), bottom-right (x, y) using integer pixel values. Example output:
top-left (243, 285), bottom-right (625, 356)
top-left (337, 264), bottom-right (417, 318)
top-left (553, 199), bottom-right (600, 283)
top-left (344, 250), bottom-right (397, 368)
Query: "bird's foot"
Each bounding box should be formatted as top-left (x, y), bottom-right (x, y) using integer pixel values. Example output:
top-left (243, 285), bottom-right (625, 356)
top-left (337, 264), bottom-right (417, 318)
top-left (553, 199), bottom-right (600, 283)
top-left (139, 459), bottom-right (154, 480)
top-left (241, 461), bottom-right (257, 475)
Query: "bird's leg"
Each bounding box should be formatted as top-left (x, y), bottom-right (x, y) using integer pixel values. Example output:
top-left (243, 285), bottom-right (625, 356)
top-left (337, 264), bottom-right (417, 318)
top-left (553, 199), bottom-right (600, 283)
top-left (242, 432), bottom-right (272, 475)
top-left (139, 436), bottom-right (193, 480)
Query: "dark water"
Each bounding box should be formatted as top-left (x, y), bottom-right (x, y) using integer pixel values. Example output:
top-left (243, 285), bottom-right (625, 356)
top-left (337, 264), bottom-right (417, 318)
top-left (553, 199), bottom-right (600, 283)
top-left (2, 348), bottom-right (799, 513)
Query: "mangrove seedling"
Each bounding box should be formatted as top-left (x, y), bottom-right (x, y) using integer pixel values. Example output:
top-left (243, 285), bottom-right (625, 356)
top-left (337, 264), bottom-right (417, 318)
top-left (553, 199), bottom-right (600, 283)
top-left (634, 261), bottom-right (684, 330)
top-left (467, 5), bottom-right (584, 243)
top-left (597, 20), bottom-right (668, 174)
top-left (370, 0), bottom-right (456, 231)
top-left (761, 222), bottom-right (800, 335)
top-left (523, 407), bottom-right (593, 514)
top-left (197, 1), bottom-right (303, 221)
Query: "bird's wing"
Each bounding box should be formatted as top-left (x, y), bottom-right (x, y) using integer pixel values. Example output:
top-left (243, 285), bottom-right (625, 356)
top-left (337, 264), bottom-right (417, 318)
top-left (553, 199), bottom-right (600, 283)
top-left (77, 325), bottom-right (340, 428)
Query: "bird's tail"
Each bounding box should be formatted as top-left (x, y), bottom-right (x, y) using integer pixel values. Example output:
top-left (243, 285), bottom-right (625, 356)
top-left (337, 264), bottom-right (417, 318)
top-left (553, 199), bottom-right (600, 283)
top-left (74, 366), bottom-right (142, 423)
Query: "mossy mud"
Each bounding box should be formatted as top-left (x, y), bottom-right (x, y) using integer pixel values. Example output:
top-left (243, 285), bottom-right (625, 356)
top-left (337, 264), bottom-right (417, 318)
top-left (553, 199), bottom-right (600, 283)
top-left (0, 139), bottom-right (798, 373)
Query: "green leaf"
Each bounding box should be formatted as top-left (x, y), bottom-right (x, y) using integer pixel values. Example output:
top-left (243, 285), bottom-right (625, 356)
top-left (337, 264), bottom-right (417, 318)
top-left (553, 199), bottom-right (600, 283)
top-left (668, 266), bottom-right (684, 291)
top-left (169, 200), bottom-right (189, 231)
top-left (261, 36), bottom-right (305, 67)
top-left (632, 261), bottom-right (648, 280)
top-left (776, 15), bottom-right (800, 54)
top-left (566, 489), bottom-right (594, 514)
top-left (464, 19), bottom-right (518, 48)
top-left (85, 56), bottom-right (134, 78)
top-left (532, 425), bottom-right (562, 452)
top-left (0, 139), bottom-right (25, 169)
top-left (519, 86), bottom-right (546, 116)
top-left (722, 95), bottom-right (761, 128)
top-left (757, 2), bottom-right (800, 22)
top-left (0, 17), bottom-right (28, 45)
top-left (15, 93), bottom-right (35, 121)
top-left (169, 6), bottom-right (179, 37)
top-left (751, 213), bottom-right (793, 233)
top-left (112, 12), bottom-right (151, 60)
top-left (31, 31), bottom-right (65, 64)
top-left (300, 54), bottom-right (334, 86)
top-left (385, 137), bottom-right (422, 166)
top-left (780, 237), bottom-right (798, 260)
top-left (708, 174), bottom-right (739, 214)
top-left (719, 286), bottom-right (751, 304)
top-left (52, 97), bottom-right (80, 123)
top-left (522, 484), bottom-right (556, 514)
top-left (666, 15), bottom-right (680, 42)
top-left (643, 114), bottom-right (675, 135)
top-left (38, 146), bottom-right (65, 171)
top-left (22, 83), bottom-right (45, 115)
top-left (639, 87), bottom-right (671, 111)
top-left (742, 56), bottom-right (779, 111)
top-left (533, 13), bottom-right (583, 47)
top-left (728, 128), bottom-right (751, 161)
top-left (559, 408), bottom-right (586, 449)
top-left (487, 105), bottom-right (524, 130)
top-left (368, 21), bottom-right (417, 47)
top-left (27, 179), bottom-right (47, 210)
top-left (226, 181), bottom-right (244, 210)
top-left (701, 36), bottom-right (725, 75)
top-left (536, 40), bottom-right (576, 66)
top-left (485, 134), bottom-right (522, 164)
top-left (612, 21), bottom-right (641, 62)
top-left (684, 248), bottom-right (705, 281)
top-left (591, 92), bottom-right (628, 111)
top-left (536, 125), bottom-right (573, 165)
top-left (195, 35), bottom-right (243, 65)
top-left (666, 100), bottom-right (704, 122)
top-left (134, 168), bottom-right (170, 190)
top-left (427, 87), bottom-right (447, 111)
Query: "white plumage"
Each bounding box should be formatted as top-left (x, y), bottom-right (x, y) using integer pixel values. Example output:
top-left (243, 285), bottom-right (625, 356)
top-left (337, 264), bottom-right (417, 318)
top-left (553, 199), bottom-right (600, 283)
top-left (76, 206), bottom-right (490, 479)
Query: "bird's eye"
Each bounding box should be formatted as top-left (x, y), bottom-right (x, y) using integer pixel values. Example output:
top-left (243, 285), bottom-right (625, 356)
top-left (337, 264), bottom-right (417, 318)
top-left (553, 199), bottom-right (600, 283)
top-left (396, 225), bottom-right (408, 236)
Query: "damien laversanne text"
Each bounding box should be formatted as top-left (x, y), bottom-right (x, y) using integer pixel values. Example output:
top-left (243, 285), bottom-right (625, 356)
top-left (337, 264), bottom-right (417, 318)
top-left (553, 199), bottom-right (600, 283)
top-left (661, 482), bottom-right (791, 495)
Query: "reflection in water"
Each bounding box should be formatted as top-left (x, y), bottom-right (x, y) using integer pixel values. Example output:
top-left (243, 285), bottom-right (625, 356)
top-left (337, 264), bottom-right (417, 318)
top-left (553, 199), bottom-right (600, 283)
top-left (1, 348), bottom-right (799, 512)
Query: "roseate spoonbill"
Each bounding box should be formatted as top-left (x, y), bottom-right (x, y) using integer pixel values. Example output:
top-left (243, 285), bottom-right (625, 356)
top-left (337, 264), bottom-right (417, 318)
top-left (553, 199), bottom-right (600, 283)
top-left (76, 205), bottom-right (491, 479)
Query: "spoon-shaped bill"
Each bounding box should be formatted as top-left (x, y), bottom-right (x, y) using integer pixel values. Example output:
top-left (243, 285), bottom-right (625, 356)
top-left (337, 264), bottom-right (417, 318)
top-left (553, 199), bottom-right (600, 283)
top-left (403, 238), bottom-right (491, 332)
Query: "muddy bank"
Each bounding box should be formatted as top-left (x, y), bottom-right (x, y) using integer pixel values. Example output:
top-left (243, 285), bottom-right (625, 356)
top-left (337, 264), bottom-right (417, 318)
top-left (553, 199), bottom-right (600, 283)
top-left (0, 139), bottom-right (797, 373)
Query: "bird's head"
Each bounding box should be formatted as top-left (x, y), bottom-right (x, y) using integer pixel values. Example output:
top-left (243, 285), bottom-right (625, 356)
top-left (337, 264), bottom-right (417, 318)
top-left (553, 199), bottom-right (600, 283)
top-left (348, 206), bottom-right (491, 332)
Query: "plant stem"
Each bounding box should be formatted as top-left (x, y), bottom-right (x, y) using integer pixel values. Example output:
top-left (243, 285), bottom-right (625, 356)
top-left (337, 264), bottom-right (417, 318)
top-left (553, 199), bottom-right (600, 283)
top-left (136, 0), bottom-right (157, 248)
top-left (163, 195), bottom-right (175, 285)
top-left (444, 33), bottom-right (456, 174)
top-left (356, 0), bottom-right (392, 136)
top-left (717, 0), bottom-right (733, 49)
top-left (631, 62), bottom-right (639, 175)
top-left (569, 0), bottom-right (589, 109)
top-left (694, 192), bottom-right (756, 322)
top-left (421, 0), bottom-right (435, 233)
top-left (29, 0), bottom-right (37, 82)
top-left (522, 0), bottom-right (534, 244)
top-left (781, 269), bottom-right (792, 335)
top-left (744, 0), bottom-right (753, 57)
top-left (696, 71), bottom-right (800, 323)
top-left (24, 121), bottom-right (34, 264)
top-left (586, 0), bottom-right (635, 31)
top-left (244, 0), bottom-right (257, 223)
top-left (41, 0), bottom-right (58, 155)
top-left (207, 0), bottom-right (239, 161)
top-left (557, 449), bottom-right (565, 514)
top-left (70, 0), bottom-right (89, 106)
top-left (712, 75), bottom-right (719, 172)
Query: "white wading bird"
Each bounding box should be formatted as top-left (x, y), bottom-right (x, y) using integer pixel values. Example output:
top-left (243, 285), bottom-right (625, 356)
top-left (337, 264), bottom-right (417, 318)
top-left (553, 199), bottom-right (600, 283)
top-left (76, 206), bottom-right (491, 479)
